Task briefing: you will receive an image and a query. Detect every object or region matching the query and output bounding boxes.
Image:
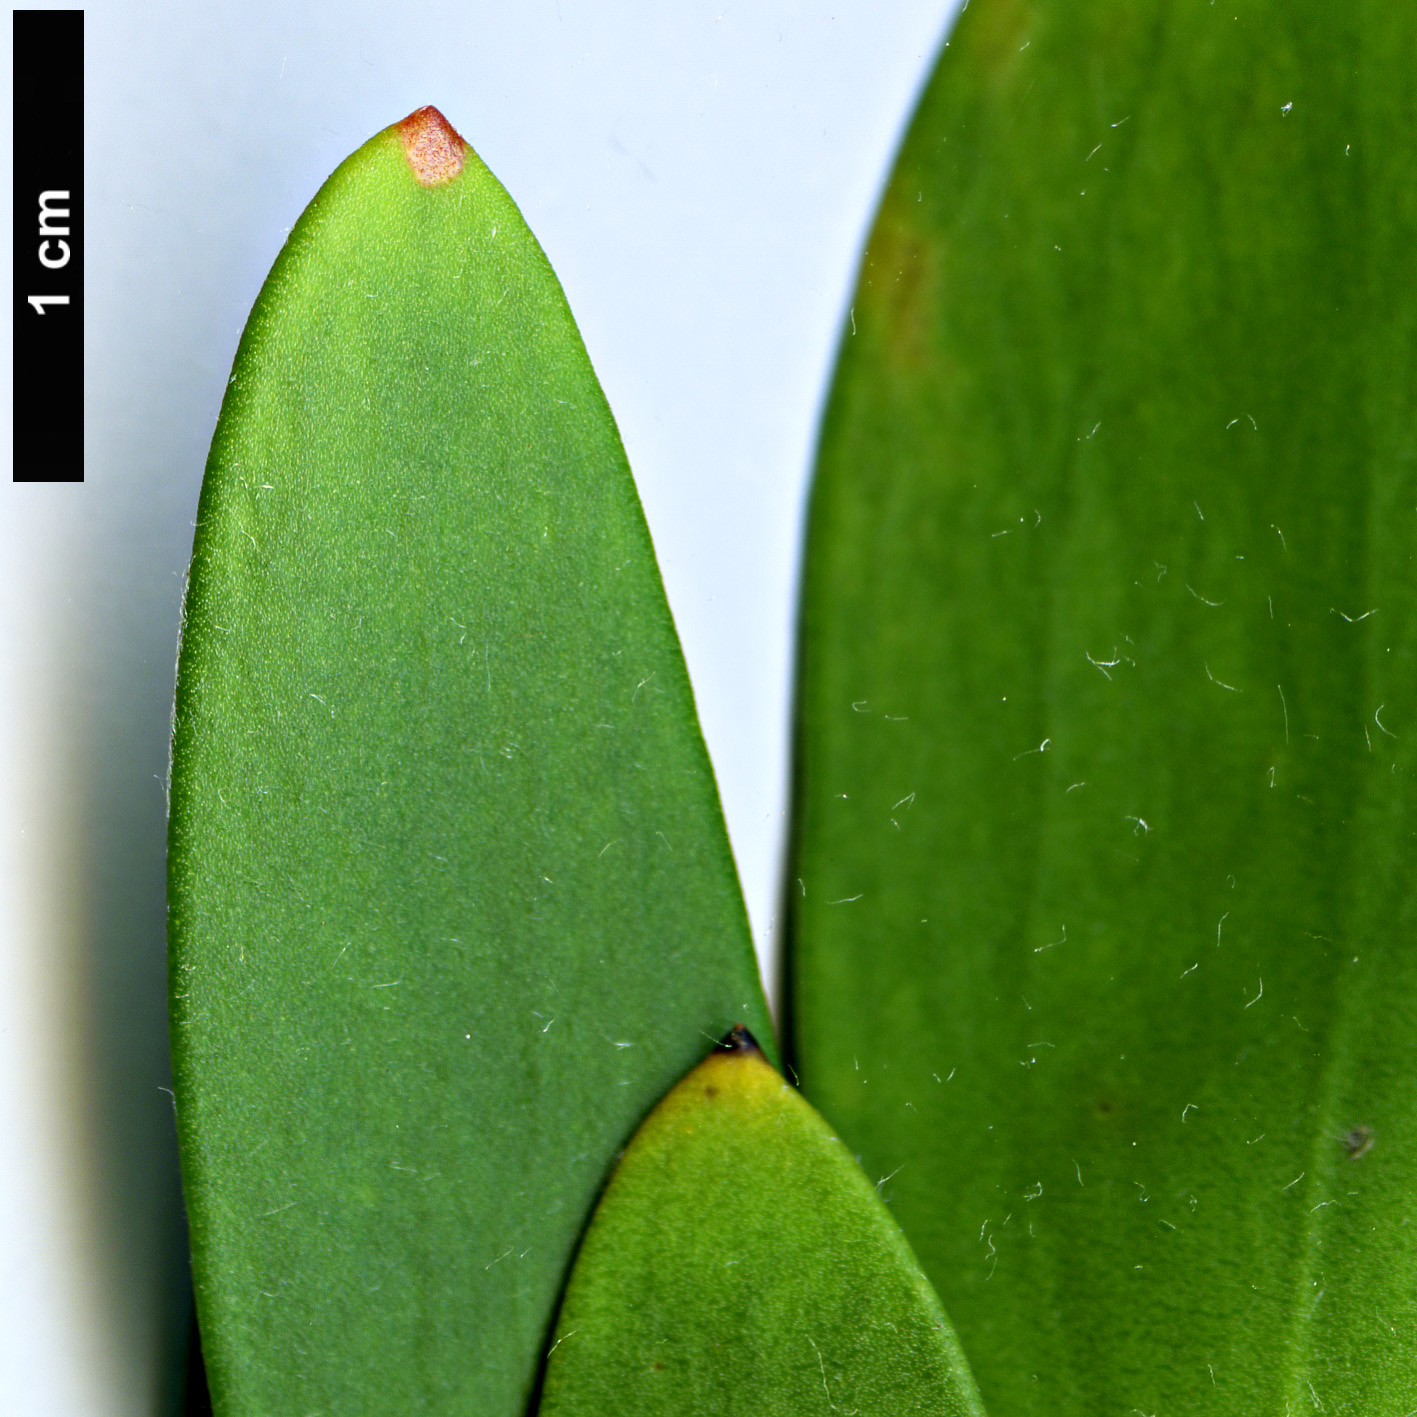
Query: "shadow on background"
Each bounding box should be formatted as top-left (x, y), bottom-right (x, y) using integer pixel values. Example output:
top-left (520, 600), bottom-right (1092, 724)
top-left (185, 1309), bottom-right (213, 1417)
top-left (67, 443), bottom-right (206, 1411)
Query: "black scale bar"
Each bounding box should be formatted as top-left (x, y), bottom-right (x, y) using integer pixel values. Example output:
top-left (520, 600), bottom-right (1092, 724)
top-left (13, 9), bottom-right (83, 483)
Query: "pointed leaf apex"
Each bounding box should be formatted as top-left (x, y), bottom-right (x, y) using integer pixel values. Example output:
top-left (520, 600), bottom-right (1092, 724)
top-left (397, 105), bottom-right (467, 186)
top-left (715, 1023), bottom-right (762, 1055)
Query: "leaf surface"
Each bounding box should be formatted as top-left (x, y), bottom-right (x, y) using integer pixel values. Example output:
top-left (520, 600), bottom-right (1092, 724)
top-left (538, 1028), bottom-right (987, 1417)
top-left (168, 107), bottom-right (772, 1417)
top-left (790, 4), bottom-right (1417, 1413)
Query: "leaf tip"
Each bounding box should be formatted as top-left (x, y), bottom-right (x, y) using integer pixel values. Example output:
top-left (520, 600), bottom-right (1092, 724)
top-left (397, 105), bottom-right (468, 186)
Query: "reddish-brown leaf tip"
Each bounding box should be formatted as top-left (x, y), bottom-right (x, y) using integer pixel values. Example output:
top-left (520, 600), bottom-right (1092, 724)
top-left (397, 106), bottom-right (467, 187)
top-left (715, 1023), bottom-right (762, 1056)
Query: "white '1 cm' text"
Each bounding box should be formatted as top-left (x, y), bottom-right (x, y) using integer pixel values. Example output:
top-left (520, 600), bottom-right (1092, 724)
top-left (28, 190), bottom-right (72, 314)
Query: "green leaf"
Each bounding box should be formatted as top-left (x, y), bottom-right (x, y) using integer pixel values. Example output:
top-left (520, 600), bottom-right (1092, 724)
top-left (169, 107), bottom-right (772, 1417)
top-left (537, 1027), bottom-right (987, 1417)
top-left (790, 3), bottom-right (1417, 1414)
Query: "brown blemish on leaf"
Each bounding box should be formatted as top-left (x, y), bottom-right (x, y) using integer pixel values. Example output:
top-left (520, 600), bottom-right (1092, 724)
top-left (963, 0), bottom-right (1036, 90)
top-left (857, 193), bottom-right (941, 377)
top-left (398, 106), bottom-right (467, 187)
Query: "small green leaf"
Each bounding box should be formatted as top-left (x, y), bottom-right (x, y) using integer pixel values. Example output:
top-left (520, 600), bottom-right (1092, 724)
top-left (169, 108), bottom-right (771, 1416)
top-left (791, 2), bottom-right (1417, 1414)
top-left (538, 1027), bottom-right (987, 1417)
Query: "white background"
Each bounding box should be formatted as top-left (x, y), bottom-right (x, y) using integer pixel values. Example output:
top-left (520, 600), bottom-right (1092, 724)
top-left (0, 1), bottom-right (961, 1409)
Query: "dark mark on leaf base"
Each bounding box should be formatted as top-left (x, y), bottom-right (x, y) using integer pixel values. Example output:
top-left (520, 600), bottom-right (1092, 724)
top-left (716, 1023), bottom-right (762, 1056)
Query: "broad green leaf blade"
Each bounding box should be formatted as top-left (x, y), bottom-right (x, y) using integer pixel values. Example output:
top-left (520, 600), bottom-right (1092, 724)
top-left (790, 4), bottom-right (1417, 1414)
top-left (169, 107), bottom-right (772, 1417)
top-left (538, 1028), bottom-right (987, 1417)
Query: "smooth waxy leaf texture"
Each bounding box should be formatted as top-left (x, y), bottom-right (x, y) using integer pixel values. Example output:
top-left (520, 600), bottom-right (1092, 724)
top-left (791, 3), bottom-right (1417, 1414)
top-left (169, 108), bottom-right (771, 1417)
top-left (538, 1028), bottom-right (986, 1417)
